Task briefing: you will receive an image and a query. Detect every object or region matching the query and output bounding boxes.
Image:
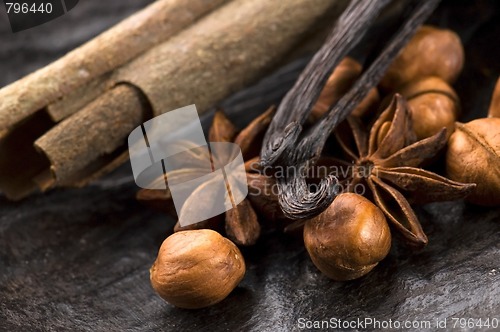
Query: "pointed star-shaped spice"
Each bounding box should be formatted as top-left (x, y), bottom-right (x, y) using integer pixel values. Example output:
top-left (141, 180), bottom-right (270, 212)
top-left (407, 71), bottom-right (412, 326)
top-left (330, 94), bottom-right (475, 248)
top-left (137, 108), bottom-right (279, 246)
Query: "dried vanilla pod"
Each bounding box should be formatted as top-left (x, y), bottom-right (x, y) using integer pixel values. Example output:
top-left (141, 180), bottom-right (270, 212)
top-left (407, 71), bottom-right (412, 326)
top-left (446, 118), bottom-right (500, 206)
top-left (150, 230), bottom-right (245, 309)
top-left (398, 76), bottom-right (460, 139)
top-left (304, 193), bottom-right (391, 281)
top-left (380, 25), bottom-right (464, 92)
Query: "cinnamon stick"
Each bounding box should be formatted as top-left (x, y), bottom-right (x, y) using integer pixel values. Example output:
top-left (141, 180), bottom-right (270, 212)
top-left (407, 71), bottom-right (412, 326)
top-left (46, 72), bottom-right (112, 122)
top-left (0, 0), bottom-right (229, 131)
top-left (0, 0), bottom-right (347, 199)
top-left (35, 85), bottom-right (148, 186)
top-left (113, 0), bottom-right (346, 117)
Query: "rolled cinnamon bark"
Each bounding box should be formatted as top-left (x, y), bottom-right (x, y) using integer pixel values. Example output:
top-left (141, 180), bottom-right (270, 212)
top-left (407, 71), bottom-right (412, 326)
top-left (46, 73), bottom-right (112, 122)
top-left (113, 0), bottom-right (344, 117)
top-left (0, 0), bottom-right (229, 131)
top-left (34, 85), bottom-right (147, 186)
top-left (0, 0), bottom-right (347, 199)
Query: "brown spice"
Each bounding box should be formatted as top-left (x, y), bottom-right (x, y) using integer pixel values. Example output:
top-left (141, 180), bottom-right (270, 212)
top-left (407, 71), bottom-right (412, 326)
top-left (150, 229), bottom-right (245, 309)
top-left (380, 25), bottom-right (464, 91)
top-left (446, 119), bottom-right (500, 206)
top-left (398, 76), bottom-right (460, 140)
top-left (331, 94), bottom-right (475, 248)
top-left (488, 77), bottom-right (500, 118)
top-left (138, 108), bottom-right (279, 246)
top-left (304, 193), bottom-right (391, 281)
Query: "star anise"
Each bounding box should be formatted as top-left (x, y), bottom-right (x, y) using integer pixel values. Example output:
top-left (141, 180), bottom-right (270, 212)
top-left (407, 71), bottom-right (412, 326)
top-left (137, 107), bottom-right (280, 246)
top-left (329, 94), bottom-right (475, 248)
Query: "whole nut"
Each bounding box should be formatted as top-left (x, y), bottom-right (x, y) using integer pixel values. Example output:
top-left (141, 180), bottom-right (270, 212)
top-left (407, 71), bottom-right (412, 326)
top-left (399, 76), bottom-right (460, 140)
top-left (488, 77), bottom-right (500, 118)
top-left (446, 118), bottom-right (500, 206)
top-left (304, 193), bottom-right (391, 281)
top-left (380, 25), bottom-right (464, 91)
top-left (150, 229), bottom-right (245, 309)
top-left (311, 57), bottom-right (379, 122)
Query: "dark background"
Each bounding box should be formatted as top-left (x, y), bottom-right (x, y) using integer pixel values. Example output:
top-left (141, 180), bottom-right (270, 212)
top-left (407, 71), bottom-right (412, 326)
top-left (0, 1), bottom-right (499, 331)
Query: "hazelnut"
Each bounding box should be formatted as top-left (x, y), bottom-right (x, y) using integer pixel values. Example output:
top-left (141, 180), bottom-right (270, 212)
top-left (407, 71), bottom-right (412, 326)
top-left (380, 25), bottom-right (464, 91)
top-left (399, 77), bottom-right (459, 140)
top-left (304, 193), bottom-right (391, 281)
top-left (311, 57), bottom-right (379, 122)
top-left (150, 229), bottom-right (245, 309)
top-left (446, 118), bottom-right (500, 206)
top-left (488, 77), bottom-right (500, 118)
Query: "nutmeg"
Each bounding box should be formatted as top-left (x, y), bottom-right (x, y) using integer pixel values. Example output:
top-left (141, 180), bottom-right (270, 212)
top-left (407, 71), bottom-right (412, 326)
top-left (399, 76), bottom-right (459, 140)
top-left (446, 118), bottom-right (500, 206)
top-left (311, 57), bottom-right (379, 122)
top-left (380, 25), bottom-right (464, 91)
top-left (150, 229), bottom-right (245, 309)
top-left (304, 193), bottom-right (391, 281)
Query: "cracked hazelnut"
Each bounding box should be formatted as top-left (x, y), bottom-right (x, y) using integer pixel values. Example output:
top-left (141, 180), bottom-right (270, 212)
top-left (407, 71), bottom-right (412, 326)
top-left (380, 25), bottom-right (464, 91)
top-left (150, 229), bottom-right (245, 309)
top-left (446, 118), bottom-right (500, 206)
top-left (304, 193), bottom-right (391, 281)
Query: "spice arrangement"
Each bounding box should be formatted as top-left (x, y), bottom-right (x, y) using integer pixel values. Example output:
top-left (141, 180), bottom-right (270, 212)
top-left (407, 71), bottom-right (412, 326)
top-left (0, 0), bottom-right (347, 200)
top-left (144, 23), bottom-right (499, 308)
top-left (1, 0), bottom-right (498, 315)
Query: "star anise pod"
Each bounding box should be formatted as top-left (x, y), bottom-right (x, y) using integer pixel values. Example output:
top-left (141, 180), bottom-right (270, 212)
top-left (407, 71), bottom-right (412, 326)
top-left (137, 107), bottom-right (280, 246)
top-left (330, 94), bottom-right (475, 248)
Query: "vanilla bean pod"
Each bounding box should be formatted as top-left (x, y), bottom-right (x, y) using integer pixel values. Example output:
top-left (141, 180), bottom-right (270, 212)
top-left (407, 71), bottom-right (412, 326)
top-left (268, 0), bottom-right (441, 219)
top-left (260, 0), bottom-right (390, 166)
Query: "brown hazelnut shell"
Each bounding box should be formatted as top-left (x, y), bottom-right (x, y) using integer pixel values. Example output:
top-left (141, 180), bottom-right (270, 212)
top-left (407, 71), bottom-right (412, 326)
top-left (150, 229), bottom-right (245, 309)
top-left (446, 118), bottom-right (500, 206)
top-left (488, 77), bottom-right (500, 118)
top-left (398, 77), bottom-right (459, 140)
top-left (311, 57), bottom-right (379, 122)
top-left (304, 193), bottom-right (391, 281)
top-left (380, 25), bottom-right (464, 91)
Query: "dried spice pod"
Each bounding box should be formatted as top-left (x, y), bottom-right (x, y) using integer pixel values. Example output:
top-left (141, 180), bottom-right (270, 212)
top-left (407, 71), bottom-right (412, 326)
top-left (304, 193), bottom-right (391, 281)
top-left (329, 95), bottom-right (475, 248)
top-left (380, 25), bottom-right (464, 91)
top-left (398, 76), bottom-right (460, 139)
top-left (446, 119), bottom-right (500, 206)
top-left (137, 109), bottom-right (276, 246)
top-left (310, 57), bottom-right (379, 122)
top-left (150, 230), bottom-right (245, 309)
top-left (488, 77), bottom-right (500, 118)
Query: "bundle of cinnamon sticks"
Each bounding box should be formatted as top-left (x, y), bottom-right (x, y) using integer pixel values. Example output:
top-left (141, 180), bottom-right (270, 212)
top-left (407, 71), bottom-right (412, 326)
top-left (0, 0), bottom-right (347, 200)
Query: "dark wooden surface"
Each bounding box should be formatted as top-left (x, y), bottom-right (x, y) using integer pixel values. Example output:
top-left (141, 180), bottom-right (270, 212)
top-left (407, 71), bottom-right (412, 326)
top-left (0, 1), bottom-right (499, 331)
